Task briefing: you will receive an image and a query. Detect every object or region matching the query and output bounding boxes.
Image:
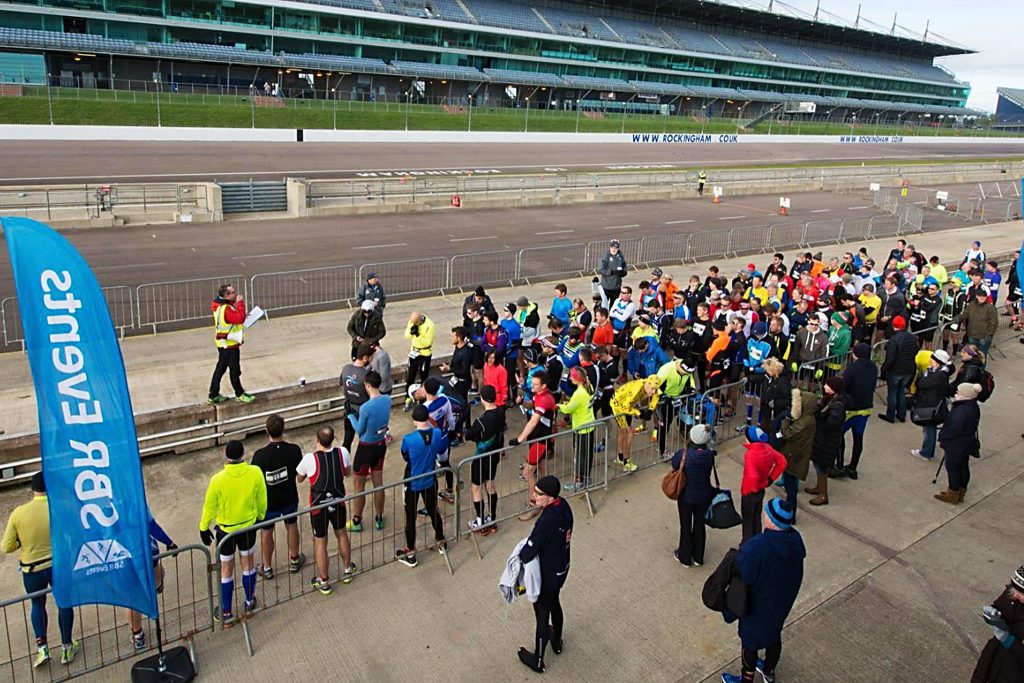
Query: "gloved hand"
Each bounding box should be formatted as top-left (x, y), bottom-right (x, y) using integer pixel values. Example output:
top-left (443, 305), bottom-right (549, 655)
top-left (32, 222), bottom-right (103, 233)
top-left (638, 409), bottom-right (653, 421)
top-left (199, 529), bottom-right (214, 546)
top-left (790, 362), bottom-right (798, 373)
top-left (166, 543), bottom-right (178, 552)
top-left (410, 325), bottom-right (419, 336)
top-left (508, 437), bottom-right (520, 447)
top-left (814, 369), bottom-right (823, 379)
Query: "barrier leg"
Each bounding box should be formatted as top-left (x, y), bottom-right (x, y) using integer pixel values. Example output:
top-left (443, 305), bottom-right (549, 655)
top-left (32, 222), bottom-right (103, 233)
top-left (470, 532), bottom-right (484, 561)
top-left (582, 489), bottom-right (596, 519)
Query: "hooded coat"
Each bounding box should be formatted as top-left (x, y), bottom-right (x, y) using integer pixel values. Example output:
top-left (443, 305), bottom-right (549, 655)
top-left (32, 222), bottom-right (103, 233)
top-left (826, 312), bottom-right (851, 362)
top-left (782, 391), bottom-right (818, 481)
top-left (735, 528), bottom-right (806, 649)
top-left (811, 391), bottom-right (848, 470)
top-left (972, 589), bottom-right (1024, 683)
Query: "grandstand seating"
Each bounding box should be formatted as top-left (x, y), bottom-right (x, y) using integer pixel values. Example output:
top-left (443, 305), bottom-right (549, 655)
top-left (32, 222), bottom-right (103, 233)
top-left (464, 0), bottom-right (552, 34)
top-left (300, 0), bottom-right (382, 13)
top-left (482, 68), bottom-right (565, 87)
top-left (281, 53), bottom-right (393, 73)
top-left (541, 7), bottom-right (619, 42)
top-left (603, 16), bottom-right (678, 50)
top-left (391, 60), bottom-right (487, 80)
top-left (426, 0), bottom-right (476, 23)
top-left (561, 74), bottom-right (635, 92)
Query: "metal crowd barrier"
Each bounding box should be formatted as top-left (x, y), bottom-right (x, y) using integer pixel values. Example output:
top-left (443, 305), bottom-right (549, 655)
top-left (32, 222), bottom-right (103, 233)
top-left (214, 467), bottom-right (457, 656)
top-left (0, 544), bottom-right (213, 682)
top-left (248, 265), bottom-right (357, 315)
top-left (1, 285), bottom-right (135, 348)
top-left (136, 275), bottom-right (245, 333)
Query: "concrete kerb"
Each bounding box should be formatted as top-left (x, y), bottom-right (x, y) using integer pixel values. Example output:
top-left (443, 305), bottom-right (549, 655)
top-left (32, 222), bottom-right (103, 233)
top-left (0, 222), bottom-right (1021, 472)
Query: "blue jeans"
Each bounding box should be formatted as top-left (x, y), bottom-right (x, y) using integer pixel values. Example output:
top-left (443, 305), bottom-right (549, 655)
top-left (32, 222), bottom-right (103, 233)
top-left (920, 423), bottom-right (937, 459)
top-left (22, 567), bottom-right (74, 646)
top-left (841, 414), bottom-right (869, 470)
top-left (885, 374), bottom-right (912, 421)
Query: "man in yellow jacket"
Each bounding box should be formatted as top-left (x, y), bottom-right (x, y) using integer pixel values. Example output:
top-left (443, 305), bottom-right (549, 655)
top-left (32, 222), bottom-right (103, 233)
top-left (200, 440), bottom-right (267, 625)
top-left (209, 283), bottom-right (255, 404)
top-left (2, 472), bottom-right (78, 667)
top-left (404, 311), bottom-right (435, 404)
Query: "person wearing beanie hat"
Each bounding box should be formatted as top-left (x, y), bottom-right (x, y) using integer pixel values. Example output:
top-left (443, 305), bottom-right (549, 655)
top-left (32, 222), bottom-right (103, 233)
top-left (199, 438), bottom-right (267, 624)
top-left (825, 311), bottom-right (852, 376)
top-left (972, 565), bottom-right (1024, 682)
top-left (517, 474), bottom-right (574, 674)
top-left (499, 302), bottom-right (524, 402)
top-left (705, 316), bottom-right (732, 392)
top-left (670, 425), bottom-right (717, 567)
top-left (836, 337), bottom-right (878, 480)
top-left (466, 384), bottom-right (506, 534)
top-left (806, 373), bottom-right (849, 506)
top-left (740, 425), bottom-right (788, 542)
top-left (720, 498), bottom-right (805, 683)
top-left (597, 238), bottom-right (628, 306)
top-left (959, 283), bottom-right (998, 360)
top-left (394, 403), bottom-right (447, 568)
top-left (879, 305), bottom-right (918, 424)
top-left (356, 271), bottom-right (386, 311)
top-left (935, 382), bottom-right (983, 504)
top-left (463, 286), bottom-right (495, 329)
top-left (3, 471), bottom-right (80, 666)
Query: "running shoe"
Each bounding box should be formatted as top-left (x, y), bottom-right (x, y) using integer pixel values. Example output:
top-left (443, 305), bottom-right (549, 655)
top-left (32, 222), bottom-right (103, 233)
top-left (207, 395), bottom-right (229, 404)
top-left (33, 645), bottom-right (49, 668)
top-left (735, 423), bottom-right (751, 433)
top-left (374, 515), bottom-right (384, 530)
top-left (720, 674), bottom-right (743, 683)
top-left (346, 519), bottom-right (363, 533)
top-left (132, 629), bottom-right (147, 651)
top-left (214, 610), bottom-right (235, 628)
top-left (342, 563), bottom-right (358, 584)
top-left (244, 597), bottom-right (257, 613)
top-left (649, 428), bottom-right (659, 443)
top-left (437, 541), bottom-right (448, 556)
top-left (622, 458), bottom-right (639, 474)
top-left (60, 641), bottom-right (80, 666)
top-left (417, 507), bottom-right (429, 517)
top-left (632, 424), bottom-right (647, 434)
top-left (403, 397), bottom-right (414, 412)
top-left (310, 576), bottom-right (332, 595)
top-left (468, 517), bottom-right (484, 532)
top-left (259, 564), bottom-right (274, 580)
top-left (438, 489), bottom-right (455, 504)
top-left (756, 659), bottom-right (775, 683)
top-left (595, 439), bottom-right (606, 453)
top-left (396, 548), bottom-right (418, 567)
top-left (289, 553), bottom-right (306, 574)
top-left (911, 449), bottom-right (933, 461)
top-left (235, 393), bottom-right (256, 404)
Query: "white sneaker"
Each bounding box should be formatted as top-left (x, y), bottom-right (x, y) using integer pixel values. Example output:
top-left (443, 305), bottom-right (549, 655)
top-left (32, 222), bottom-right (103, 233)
top-left (468, 517), bottom-right (483, 532)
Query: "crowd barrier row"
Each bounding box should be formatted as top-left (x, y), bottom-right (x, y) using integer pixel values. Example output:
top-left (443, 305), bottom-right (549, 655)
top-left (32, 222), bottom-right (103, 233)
top-left (0, 184), bottom-right (211, 222)
top-left (2, 310), bottom-right (1020, 680)
top-left (1, 210), bottom-right (927, 347)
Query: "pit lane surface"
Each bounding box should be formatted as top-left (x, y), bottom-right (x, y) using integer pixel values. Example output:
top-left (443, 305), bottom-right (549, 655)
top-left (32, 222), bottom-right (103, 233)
top-left (2, 140), bottom-right (1023, 185)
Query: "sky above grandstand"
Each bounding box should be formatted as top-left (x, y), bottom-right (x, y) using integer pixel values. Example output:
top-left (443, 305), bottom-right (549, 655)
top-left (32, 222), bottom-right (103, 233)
top-left (752, 1), bottom-right (1016, 112)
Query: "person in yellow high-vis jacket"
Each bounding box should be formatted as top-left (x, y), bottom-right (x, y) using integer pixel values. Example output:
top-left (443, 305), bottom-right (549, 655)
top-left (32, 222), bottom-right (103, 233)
top-left (209, 283), bottom-right (255, 404)
top-left (404, 311), bottom-right (435, 394)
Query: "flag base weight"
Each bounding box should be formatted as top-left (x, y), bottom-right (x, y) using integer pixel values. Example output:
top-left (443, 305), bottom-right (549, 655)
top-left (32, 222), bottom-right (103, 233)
top-left (130, 645), bottom-right (196, 682)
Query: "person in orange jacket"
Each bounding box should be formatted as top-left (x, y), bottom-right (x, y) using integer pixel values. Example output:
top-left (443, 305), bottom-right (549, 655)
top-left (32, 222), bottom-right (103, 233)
top-left (209, 283), bottom-right (255, 404)
top-left (740, 425), bottom-right (788, 543)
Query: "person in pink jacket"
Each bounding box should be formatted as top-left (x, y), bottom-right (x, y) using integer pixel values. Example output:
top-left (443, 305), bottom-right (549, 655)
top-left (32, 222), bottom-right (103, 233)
top-left (740, 426), bottom-right (788, 543)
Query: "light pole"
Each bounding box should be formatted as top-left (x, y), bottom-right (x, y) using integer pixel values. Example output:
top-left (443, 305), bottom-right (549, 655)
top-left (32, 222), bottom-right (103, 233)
top-left (700, 105), bottom-right (706, 134)
top-left (849, 113), bottom-right (856, 134)
top-left (524, 96), bottom-right (530, 133)
top-left (404, 85), bottom-right (411, 131)
top-left (467, 93), bottom-right (473, 132)
top-left (575, 98), bottom-right (581, 133)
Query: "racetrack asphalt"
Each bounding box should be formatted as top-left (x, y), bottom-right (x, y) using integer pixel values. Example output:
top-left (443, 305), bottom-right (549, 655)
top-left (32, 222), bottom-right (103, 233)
top-left (1, 140), bottom-right (1023, 184)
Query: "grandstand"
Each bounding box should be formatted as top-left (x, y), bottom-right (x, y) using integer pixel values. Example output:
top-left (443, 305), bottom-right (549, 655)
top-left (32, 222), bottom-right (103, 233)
top-left (995, 87), bottom-right (1024, 132)
top-left (0, 0), bottom-right (976, 121)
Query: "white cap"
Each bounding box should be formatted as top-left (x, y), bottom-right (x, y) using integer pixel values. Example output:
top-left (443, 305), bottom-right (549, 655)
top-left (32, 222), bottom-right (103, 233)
top-left (361, 300), bottom-right (375, 312)
top-left (407, 383), bottom-right (421, 398)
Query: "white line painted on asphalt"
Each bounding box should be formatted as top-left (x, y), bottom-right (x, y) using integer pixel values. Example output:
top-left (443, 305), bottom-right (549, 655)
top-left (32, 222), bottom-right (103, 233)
top-left (810, 209), bottom-right (832, 213)
top-left (665, 219), bottom-right (695, 225)
top-left (231, 252), bottom-right (296, 260)
top-left (93, 262), bottom-right (166, 270)
top-left (718, 215), bottom-right (746, 220)
top-left (450, 235), bottom-right (498, 242)
top-left (536, 229), bottom-right (575, 235)
top-left (352, 243), bottom-right (407, 250)
top-left (847, 206), bottom-right (871, 210)
top-left (603, 224), bottom-right (640, 230)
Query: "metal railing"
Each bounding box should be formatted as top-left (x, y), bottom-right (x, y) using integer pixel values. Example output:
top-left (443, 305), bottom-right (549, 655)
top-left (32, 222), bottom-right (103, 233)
top-left (0, 184), bottom-right (210, 222)
top-left (248, 265), bottom-right (357, 315)
top-left (0, 544), bottom-right (213, 682)
top-left (136, 275), bottom-right (246, 333)
top-left (1, 285), bottom-right (135, 348)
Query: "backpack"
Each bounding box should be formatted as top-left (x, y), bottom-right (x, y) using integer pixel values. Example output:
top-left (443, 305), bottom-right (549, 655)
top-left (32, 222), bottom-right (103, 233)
top-left (978, 370), bottom-right (995, 403)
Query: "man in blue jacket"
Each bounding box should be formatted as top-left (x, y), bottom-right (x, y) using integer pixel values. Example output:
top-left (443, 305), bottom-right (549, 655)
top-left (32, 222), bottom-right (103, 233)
top-left (722, 498), bottom-right (805, 683)
top-left (518, 475), bottom-right (573, 674)
top-left (395, 405), bottom-right (446, 568)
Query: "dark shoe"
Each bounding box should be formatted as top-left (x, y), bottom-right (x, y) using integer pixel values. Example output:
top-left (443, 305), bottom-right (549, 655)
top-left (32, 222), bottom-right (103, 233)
top-left (877, 413), bottom-right (895, 424)
top-left (673, 548), bottom-right (692, 567)
top-left (896, 417), bottom-right (906, 424)
top-left (804, 484), bottom-right (820, 495)
top-left (551, 637), bottom-right (563, 655)
top-left (518, 647), bottom-right (545, 673)
top-left (828, 467), bottom-right (849, 479)
top-left (846, 469), bottom-right (858, 480)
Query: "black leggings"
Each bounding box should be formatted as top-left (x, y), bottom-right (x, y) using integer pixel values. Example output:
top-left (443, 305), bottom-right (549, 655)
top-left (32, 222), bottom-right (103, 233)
top-left (407, 355), bottom-right (432, 387)
top-left (532, 588), bottom-right (564, 662)
top-left (404, 485), bottom-right (444, 550)
top-left (657, 398), bottom-right (679, 454)
top-left (676, 499), bottom-right (708, 565)
top-left (742, 641), bottom-right (782, 679)
top-left (209, 347), bottom-right (244, 398)
top-left (574, 430), bottom-right (595, 484)
top-left (741, 490), bottom-right (765, 544)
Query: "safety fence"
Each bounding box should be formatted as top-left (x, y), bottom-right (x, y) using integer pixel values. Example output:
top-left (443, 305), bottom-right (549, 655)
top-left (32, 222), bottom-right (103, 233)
top-left (872, 187), bottom-right (925, 233)
top-left (0, 184), bottom-right (211, 223)
top-left (0, 286), bottom-right (136, 348)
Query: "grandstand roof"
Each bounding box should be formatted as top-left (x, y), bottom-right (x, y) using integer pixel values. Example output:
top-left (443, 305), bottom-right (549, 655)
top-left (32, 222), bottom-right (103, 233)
top-left (580, 0), bottom-right (975, 58)
top-left (997, 88), bottom-right (1024, 109)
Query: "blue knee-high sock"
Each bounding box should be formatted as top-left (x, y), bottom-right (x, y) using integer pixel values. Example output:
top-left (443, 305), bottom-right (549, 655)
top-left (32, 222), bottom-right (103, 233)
top-left (220, 577), bottom-right (234, 616)
top-left (745, 404), bottom-right (753, 423)
top-left (242, 569), bottom-right (257, 603)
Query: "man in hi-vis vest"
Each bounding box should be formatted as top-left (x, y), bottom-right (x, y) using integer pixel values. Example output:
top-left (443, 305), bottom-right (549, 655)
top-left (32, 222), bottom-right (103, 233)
top-left (209, 283), bottom-right (255, 404)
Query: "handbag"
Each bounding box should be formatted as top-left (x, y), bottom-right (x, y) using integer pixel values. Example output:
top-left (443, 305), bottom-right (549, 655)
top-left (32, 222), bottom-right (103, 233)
top-left (705, 464), bottom-right (742, 529)
top-left (910, 401), bottom-right (945, 426)
top-left (661, 452), bottom-right (687, 500)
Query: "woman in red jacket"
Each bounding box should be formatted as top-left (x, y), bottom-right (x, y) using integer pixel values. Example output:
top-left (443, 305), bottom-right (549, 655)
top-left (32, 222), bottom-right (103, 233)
top-left (482, 351), bottom-right (508, 407)
top-left (740, 425), bottom-right (787, 543)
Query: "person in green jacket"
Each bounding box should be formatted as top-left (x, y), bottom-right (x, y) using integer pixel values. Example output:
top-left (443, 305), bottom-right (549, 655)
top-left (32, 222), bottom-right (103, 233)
top-left (559, 367), bottom-right (597, 492)
top-left (199, 440), bottom-right (267, 625)
top-left (825, 311), bottom-right (852, 376)
top-left (655, 359), bottom-right (697, 458)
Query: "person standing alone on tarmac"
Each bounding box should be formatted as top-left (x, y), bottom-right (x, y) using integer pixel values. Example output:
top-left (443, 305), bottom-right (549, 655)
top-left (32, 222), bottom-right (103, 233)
top-left (597, 239), bottom-right (628, 307)
top-left (698, 169), bottom-right (708, 197)
top-left (209, 283), bottom-right (255, 404)
top-left (2, 472), bottom-right (79, 667)
top-left (517, 475), bottom-right (573, 674)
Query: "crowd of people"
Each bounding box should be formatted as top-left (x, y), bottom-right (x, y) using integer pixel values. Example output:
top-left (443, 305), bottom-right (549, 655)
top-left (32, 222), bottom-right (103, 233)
top-left (4, 235), bottom-right (1019, 678)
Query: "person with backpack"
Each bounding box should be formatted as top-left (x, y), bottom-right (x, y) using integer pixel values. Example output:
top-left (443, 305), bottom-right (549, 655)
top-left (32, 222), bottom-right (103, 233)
top-left (935, 383), bottom-right (983, 505)
top-left (910, 351), bottom-right (952, 462)
top-left (670, 424), bottom-right (715, 567)
top-left (949, 345), bottom-right (992, 401)
top-left (720, 499), bottom-right (805, 683)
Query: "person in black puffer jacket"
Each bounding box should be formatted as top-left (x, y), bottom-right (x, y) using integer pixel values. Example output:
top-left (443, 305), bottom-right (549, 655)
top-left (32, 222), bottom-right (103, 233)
top-left (949, 344), bottom-right (986, 396)
top-left (910, 351), bottom-right (951, 462)
top-left (935, 382), bottom-right (982, 505)
top-left (805, 376), bottom-right (848, 506)
top-left (879, 317), bottom-right (919, 424)
top-left (758, 358), bottom-right (791, 443)
top-left (834, 343), bottom-right (879, 479)
top-left (972, 565), bottom-right (1024, 683)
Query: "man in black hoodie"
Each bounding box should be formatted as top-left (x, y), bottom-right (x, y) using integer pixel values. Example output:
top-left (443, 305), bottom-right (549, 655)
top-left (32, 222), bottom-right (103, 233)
top-left (878, 316), bottom-right (917, 424)
top-left (834, 343), bottom-right (878, 479)
top-left (517, 475), bottom-right (573, 674)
